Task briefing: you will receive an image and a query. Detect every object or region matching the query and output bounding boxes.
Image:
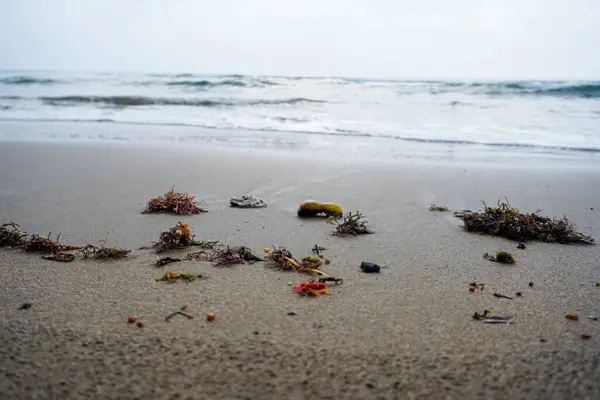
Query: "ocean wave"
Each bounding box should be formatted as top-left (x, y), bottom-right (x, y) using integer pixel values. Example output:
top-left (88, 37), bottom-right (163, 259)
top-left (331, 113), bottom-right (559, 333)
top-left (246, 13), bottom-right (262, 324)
top-left (1, 76), bottom-right (61, 85)
top-left (166, 79), bottom-right (248, 87)
top-left (25, 95), bottom-right (325, 107)
top-left (3, 117), bottom-right (599, 153)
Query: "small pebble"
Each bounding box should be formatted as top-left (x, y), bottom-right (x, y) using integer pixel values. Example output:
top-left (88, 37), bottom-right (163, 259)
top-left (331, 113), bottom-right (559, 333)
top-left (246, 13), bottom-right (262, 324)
top-left (516, 292), bottom-right (522, 297)
top-left (287, 282), bottom-right (292, 286)
top-left (540, 338), bottom-right (547, 343)
top-left (207, 313), bottom-right (216, 322)
top-left (566, 313), bottom-right (579, 321)
top-left (582, 334), bottom-right (592, 340)
top-left (287, 312), bottom-right (297, 316)
top-left (18, 303), bottom-right (32, 310)
top-left (528, 282), bottom-right (534, 287)
top-left (136, 321), bottom-right (144, 328)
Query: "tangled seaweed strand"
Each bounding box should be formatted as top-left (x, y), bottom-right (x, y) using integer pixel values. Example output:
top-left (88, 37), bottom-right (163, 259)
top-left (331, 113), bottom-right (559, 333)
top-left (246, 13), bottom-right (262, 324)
top-left (211, 246), bottom-right (262, 267)
top-left (79, 243), bottom-right (131, 260)
top-left (328, 211), bottom-right (373, 236)
top-left (26, 233), bottom-right (81, 254)
top-left (155, 271), bottom-right (204, 282)
top-left (264, 246), bottom-right (342, 283)
top-left (152, 222), bottom-right (196, 253)
top-left (0, 222), bottom-right (28, 247)
top-left (429, 204), bottom-right (450, 212)
top-left (460, 200), bottom-right (594, 244)
top-left (143, 187), bottom-right (207, 215)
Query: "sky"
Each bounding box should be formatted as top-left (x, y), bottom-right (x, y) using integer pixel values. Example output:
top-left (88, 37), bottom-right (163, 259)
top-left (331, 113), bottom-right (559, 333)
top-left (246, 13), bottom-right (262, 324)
top-left (1, 0), bottom-right (599, 80)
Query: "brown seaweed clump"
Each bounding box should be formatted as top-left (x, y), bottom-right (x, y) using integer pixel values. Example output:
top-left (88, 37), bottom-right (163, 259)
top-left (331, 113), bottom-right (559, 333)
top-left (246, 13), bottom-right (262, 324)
top-left (152, 222), bottom-right (196, 253)
top-left (429, 204), bottom-right (450, 212)
top-left (79, 242), bottom-right (131, 260)
top-left (328, 211), bottom-right (373, 236)
top-left (155, 271), bottom-right (204, 282)
top-left (264, 246), bottom-right (341, 283)
top-left (25, 233), bottom-right (81, 254)
top-left (210, 246), bottom-right (262, 266)
top-left (484, 251), bottom-right (516, 264)
top-left (0, 222), bottom-right (28, 247)
top-left (143, 187), bottom-right (207, 215)
top-left (460, 200), bottom-right (594, 244)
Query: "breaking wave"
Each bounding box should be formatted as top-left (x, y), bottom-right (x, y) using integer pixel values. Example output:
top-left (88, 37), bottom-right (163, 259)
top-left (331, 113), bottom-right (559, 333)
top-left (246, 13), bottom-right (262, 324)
top-left (1, 76), bottom-right (61, 85)
top-left (22, 95), bottom-right (326, 107)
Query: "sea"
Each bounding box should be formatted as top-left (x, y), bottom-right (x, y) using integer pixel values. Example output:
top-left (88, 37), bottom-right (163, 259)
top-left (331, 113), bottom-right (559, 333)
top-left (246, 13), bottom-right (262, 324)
top-left (1, 70), bottom-right (599, 164)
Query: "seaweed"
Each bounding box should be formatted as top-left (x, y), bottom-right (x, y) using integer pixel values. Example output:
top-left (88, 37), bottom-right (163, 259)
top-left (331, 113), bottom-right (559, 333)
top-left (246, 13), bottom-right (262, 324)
top-left (25, 233), bottom-right (81, 254)
top-left (484, 251), bottom-right (515, 264)
top-left (79, 241), bottom-right (130, 260)
top-left (264, 246), bottom-right (342, 283)
top-left (156, 256), bottom-right (182, 267)
top-left (429, 204), bottom-right (450, 212)
top-left (459, 200), bottom-right (594, 244)
top-left (42, 253), bottom-right (75, 262)
top-left (0, 222), bottom-right (28, 247)
top-left (328, 211), bottom-right (373, 236)
top-left (210, 246), bottom-right (262, 266)
top-left (143, 187), bottom-right (207, 215)
top-left (301, 256), bottom-right (322, 268)
top-left (151, 222), bottom-right (196, 253)
top-left (155, 271), bottom-right (205, 282)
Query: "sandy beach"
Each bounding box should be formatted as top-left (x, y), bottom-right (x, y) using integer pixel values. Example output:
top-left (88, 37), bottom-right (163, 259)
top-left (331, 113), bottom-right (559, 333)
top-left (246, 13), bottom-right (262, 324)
top-left (1, 141), bottom-right (599, 399)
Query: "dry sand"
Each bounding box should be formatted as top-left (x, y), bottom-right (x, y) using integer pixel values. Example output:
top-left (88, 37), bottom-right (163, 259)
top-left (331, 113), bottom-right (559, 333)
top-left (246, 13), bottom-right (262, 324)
top-left (0, 141), bottom-right (599, 399)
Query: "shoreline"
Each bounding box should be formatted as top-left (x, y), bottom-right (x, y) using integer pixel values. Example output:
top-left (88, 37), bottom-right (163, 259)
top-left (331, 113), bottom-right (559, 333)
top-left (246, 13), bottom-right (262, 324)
top-left (1, 141), bottom-right (599, 399)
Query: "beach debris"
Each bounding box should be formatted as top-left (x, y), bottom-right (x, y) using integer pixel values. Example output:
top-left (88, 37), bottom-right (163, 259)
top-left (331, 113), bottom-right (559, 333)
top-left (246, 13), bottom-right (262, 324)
top-left (324, 258), bottom-right (330, 264)
top-left (0, 222), bottom-right (28, 247)
top-left (151, 222), bottom-right (197, 253)
top-left (143, 187), bottom-right (207, 215)
top-left (458, 200), bottom-right (594, 244)
top-left (318, 276), bottom-right (344, 285)
top-left (517, 242), bottom-right (526, 249)
top-left (582, 334), bottom-right (592, 340)
top-left (156, 256), bottom-right (182, 267)
top-left (155, 271), bottom-right (204, 282)
top-left (566, 313), bottom-right (579, 321)
top-left (78, 241), bottom-right (130, 260)
top-left (589, 316), bottom-right (598, 321)
top-left (297, 200), bottom-right (342, 218)
top-left (429, 204), bottom-right (450, 212)
top-left (596, 282), bottom-right (600, 287)
top-left (293, 281), bottom-right (331, 296)
top-left (329, 211), bottom-right (373, 236)
top-left (529, 282), bottom-right (534, 287)
top-left (493, 293), bottom-right (514, 300)
top-left (301, 256), bottom-right (322, 268)
top-left (472, 309), bottom-right (513, 324)
top-left (312, 244), bottom-right (326, 258)
top-left (136, 321), bottom-right (144, 328)
top-left (360, 261), bottom-right (381, 273)
top-left (207, 313), bottom-right (216, 322)
top-left (264, 246), bottom-right (342, 282)
top-left (483, 251), bottom-right (515, 264)
top-left (25, 233), bottom-right (81, 254)
top-left (211, 246), bottom-right (262, 266)
top-left (287, 311), bottom-right (297, 316)
top-left (127, 317), bottom-right (137, 324)
top-left (18, 303), bottom-right (32, 310)
top-left (230, 195), bottom-right (266, 208)
top-left (165, 305), bottom-right (194, 322)
top-left (469, 282), bottom-right (485, 291)
top-left (42, 252), bottom-right (76, 262)
top-left (516, 292), bottom-right (522, 297)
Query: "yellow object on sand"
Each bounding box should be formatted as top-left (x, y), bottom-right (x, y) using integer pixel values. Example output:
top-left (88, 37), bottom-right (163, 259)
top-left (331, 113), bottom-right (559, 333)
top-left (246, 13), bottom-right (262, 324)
top-left (297, 200), bottom-right (342, 217)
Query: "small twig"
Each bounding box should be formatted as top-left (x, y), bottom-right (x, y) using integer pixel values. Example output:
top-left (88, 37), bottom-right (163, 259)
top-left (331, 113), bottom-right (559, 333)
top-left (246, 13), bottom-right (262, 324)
top-left (493, 293), bottom-right (514, 300)
top-left (165, 306), bottom-right (194, 321)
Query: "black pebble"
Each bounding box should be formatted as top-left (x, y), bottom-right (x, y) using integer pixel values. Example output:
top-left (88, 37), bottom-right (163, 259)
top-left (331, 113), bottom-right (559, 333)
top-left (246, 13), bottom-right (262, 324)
top-left (18, 303), bottom-right (32, 310)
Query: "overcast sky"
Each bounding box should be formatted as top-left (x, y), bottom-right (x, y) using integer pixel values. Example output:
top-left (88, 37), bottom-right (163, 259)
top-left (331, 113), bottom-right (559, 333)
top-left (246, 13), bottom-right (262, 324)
top-left (1, 0), bottom-right (599, 79)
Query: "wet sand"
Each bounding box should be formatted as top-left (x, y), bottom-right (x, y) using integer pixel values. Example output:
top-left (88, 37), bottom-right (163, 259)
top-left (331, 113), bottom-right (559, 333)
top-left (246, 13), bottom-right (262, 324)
top-left (0, 142), bottom-right (599, 399)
